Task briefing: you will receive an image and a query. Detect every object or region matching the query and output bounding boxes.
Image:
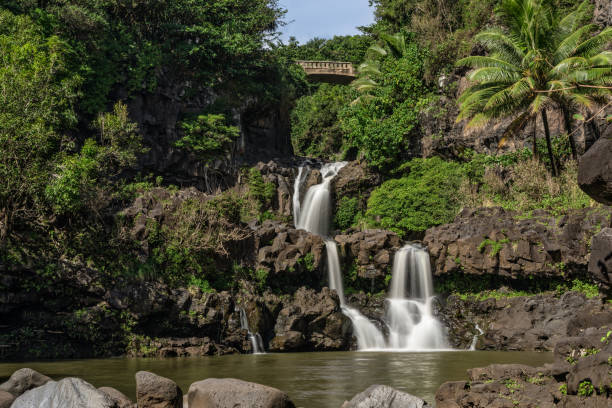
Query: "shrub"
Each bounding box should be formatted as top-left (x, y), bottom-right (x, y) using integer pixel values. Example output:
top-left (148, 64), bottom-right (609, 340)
top-left (365, 157), bottom-right (464, 236)
top-left (335, 197), bottom-right (359, 230)
top-left (175, 114), bottom-right (239, 162)
top-left (577, 380), bottom-right (594, 397)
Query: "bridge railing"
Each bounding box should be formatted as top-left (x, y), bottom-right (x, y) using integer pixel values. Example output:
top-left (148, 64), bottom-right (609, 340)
top-left (296, 60), bottom-right (356, 76)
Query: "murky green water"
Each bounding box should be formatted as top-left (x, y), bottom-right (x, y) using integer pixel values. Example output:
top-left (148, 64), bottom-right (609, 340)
top-left (0, 351), bottom-right (552, 407)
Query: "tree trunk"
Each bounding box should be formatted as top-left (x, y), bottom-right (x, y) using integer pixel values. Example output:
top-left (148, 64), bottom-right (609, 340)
top-left (532, 116), bottom-right (538, 160)
top-left (541, 110), bottom-right (558, 176)
top-left (562, 106), bottom-right (578, 159)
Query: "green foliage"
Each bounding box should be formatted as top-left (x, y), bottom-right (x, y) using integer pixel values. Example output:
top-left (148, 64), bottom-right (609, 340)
top-left (290, 84), bottom-right (355, 159)
top-left (478, 238), bottom-right (510, 257)
top-left (334, 197), bottom-right (359, 230)
top-left (282, 35), bottom-right (374, 65)
top-left (254, 268), bottom-right (269, 291)
top-left (567, 279), bottom-right (599, 299)
top-left (559, 384), bottom-right (568, 395)
top-left (175, 114), bottom-right (239, 162)
top-left (188, 275), bottom-right (214, 293)
top-left (298, 253), bottom-right (315, 272)
top-left (577, 380), bottom-right (594, 397)
top-left (365, 158), bottom-right (464, 236)
top-left (601, 330), bottom-right (612, 344)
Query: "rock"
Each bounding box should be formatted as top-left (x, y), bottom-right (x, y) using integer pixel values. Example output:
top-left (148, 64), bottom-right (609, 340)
top-left (187, 378), bottom-right (295, 408)
top-left (0, 368), bottom-right (52, 397)
top-left (594, 0), bottom-right (611, 27)
top-left (99, 387), bottom-right (135, 408)
top-left (0, 391), bottom-right (14, 408)
top-left (333, 161), bottom-right (382, 212)
top-left (269, 287), bottom-right (351, 352)
top-left (11, 378), bottom-right (115, 408)
top-left (424, 206), bottom-right (611, 280)
top-left (578, 136), bottom-right (612, 205)
top-left (135, 371), bottom-right (182, 408)
top-left (588, 228), bottom-right (612, 291)
top-left (341, 385), bottom-right (428, 408)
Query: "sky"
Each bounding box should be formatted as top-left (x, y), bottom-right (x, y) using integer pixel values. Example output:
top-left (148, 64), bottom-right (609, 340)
top-left (278, 0), bottom-right (375, 44)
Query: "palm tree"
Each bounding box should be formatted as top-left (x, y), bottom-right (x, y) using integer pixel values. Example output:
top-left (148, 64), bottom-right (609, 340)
top-left (457, 0), bottom-right (611, 175)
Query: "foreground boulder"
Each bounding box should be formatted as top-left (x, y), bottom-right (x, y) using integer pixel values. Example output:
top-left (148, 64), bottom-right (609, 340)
top-left (187, 378), bottom-right (295, 408)
top-left (0, 391), bottom-right (14, 408)
top-left (135, 371), bottom-right (182, 408)
top-left (341, 385), bottom-right (428, 408)
top-left (99, 387), bottom-right (135, 408)
top-left (11, 377), bottom-right (115, 408)
top-left (578, 136), bottom-right (612, 205)
top-left (0, 367), bottom-right (52, 397)
top-left (589, 228), bottom-right (612, 291)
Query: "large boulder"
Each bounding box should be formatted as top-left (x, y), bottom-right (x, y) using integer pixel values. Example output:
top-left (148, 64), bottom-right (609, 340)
top-left (187, 378), bottom-right (295, 408)
top-left (0, 391), bottom-right (14, 408)
top-left (99, 387), bottom-right (135, 408)
top-left (341, 385), bottom-right (428, 408)
top-left (0, 368), bottom-right (52, 397)
top-left (11, 377), bottom-right (115, 408)
top-left (588, 228), bottom-right (612, 291)
top-left (135, 371), bottom-right (182, 408)
top-left (578, 136), bottom-right (612, 205)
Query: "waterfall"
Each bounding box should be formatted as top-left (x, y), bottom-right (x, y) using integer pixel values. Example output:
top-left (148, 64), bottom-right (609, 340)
top-left (385, 245), bottom-right (448, 350)
top-left (239, 308), bottom-right (265, 354)
top-left (294, 162), bottom-right (385, 350)
top-left (470, 324), bottom-right (484, 351)
top-left (292, 165), bottom-right (308, 225)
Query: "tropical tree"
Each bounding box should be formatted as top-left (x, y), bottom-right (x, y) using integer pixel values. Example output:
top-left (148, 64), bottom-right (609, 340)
top-left (456, 0), bottom-right (612, 175)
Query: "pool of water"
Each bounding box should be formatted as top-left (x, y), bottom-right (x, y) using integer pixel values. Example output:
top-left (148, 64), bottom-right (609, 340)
top-left (0, 351), bottom-right (552, 407)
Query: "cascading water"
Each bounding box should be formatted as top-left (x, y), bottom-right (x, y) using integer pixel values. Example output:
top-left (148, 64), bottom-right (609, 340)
top-left (470, 324), bottom-right (484, 351)
top-left (294, 163), bottom-right (385, 350)
top-left (239, 308), bottom-right (265, 354)
top-left (292, 165), bottom-right (308, 225)
top-left (385, 245), bottom-right (448, 350)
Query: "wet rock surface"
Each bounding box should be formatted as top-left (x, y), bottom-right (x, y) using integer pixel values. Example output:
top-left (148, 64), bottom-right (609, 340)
top-left (441, 292), bottom-right (612, 351)
top-left (11, 378), bottom-right (116, 408)
top-left (341, 385), bottom-right (429, 408)
top-left (188, 378), bottom-right (296, 408)
top-left (436, 327), bottom-right (612, 408)
top-left (424, 207), bottom-right (611, 280)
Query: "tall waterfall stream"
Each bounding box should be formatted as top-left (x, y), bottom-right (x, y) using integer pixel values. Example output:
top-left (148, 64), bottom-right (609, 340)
top-left (294, 163), bottom-right (449, 351)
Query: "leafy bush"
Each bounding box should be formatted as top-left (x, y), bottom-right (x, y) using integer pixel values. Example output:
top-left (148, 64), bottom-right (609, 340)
top-left (175, 114), bottom-right (239, 162)
top-left (366, 157), bottom-right (464, 236)
top-left (577, 380), bottom-right (594, 397)
top-left (335, 197), bottom-right (359, 230)
top-left (290, 84), bottom-right (355, 159)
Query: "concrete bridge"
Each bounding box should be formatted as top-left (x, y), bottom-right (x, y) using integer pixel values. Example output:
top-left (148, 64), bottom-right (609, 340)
top-left (296, 61), bottom-right (356, 85)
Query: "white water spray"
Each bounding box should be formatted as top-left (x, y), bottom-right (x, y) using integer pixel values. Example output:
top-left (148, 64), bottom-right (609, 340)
top-left (470, 323), bottom-right (484, 351)
top-left (292, 165), bottom-right (309, 225)
top-left (385, 245), bottom-right (448, 350)
top-left (239, 308), bottom-right (265, 354)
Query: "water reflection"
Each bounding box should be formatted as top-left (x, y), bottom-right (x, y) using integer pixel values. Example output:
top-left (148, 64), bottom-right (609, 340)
top-left (0, 351), bottom-right (552, 407)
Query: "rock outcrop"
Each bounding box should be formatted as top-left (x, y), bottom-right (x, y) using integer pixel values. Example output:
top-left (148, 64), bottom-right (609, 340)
top-left (187, 378), bottom-right (296, 408)
top-left (589, 228), bottom-right (612, 291)
top-left (99, 387), bottom-right (135, 408)
top-left (135, 371), bottom-right (182, 408)
top-left (341, 385), bottom-right (428, 408)
top-left (442, 292), bottom-right (611, 350)
top-left (0, 368), bottom-right (51, 398)
top-left (424, 207), bottom-right (611, 281)
top-left (578, 136), bottom-right (612, 205)
top-left (436, 327), bottom-right (612, 408)
top-left (11, 378), bottom-right (115, 408)
top-left (269, 287), bottom-right (351, 352)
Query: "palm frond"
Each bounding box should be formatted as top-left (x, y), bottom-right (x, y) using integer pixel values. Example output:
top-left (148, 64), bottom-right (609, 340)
top-left (574, 27), bottom-right (612, 58)
top-left (457, 56), bottom-right (521, 72)
top-left (475, 28), bottom-right (525, 66)
top-left (469, 67), bottom-right (523, 83)
top-left (553, 24), bottom-right (598, 63)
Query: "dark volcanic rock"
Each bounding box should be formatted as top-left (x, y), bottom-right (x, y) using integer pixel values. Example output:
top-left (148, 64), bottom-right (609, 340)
top-left (436, 327), bottom-right (612, 407)
top-left (12, 378), bottom-right (115, 408)
top-left (269, 287), bottom-right (351, 352)
top-left (442, 292), bottom-right (611, 351)
top-left (0, 368), bottom-right (51, 397)
top-left (333, 161), bottom-right (382, 210)
top-left (588, 228), bottom-right (612, 291)
top-left (135, 371), bottom-right (182, 408)
top-left (424, 207), bottom-right (611, 280)
top-left (578, 136), bottom-right (612, 205)
top-left (341, 385), bottom-right (428, 408)
top-left (187, 378), bottom-right (296, 408)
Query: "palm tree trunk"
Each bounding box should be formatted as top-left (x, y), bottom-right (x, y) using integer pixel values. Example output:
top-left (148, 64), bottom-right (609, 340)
top-left (532, 116), bottom-right (538, 160)
top-left (541, 110), bottom-right (558, 176)
top-left (562, 106), bottom-right (577, 159)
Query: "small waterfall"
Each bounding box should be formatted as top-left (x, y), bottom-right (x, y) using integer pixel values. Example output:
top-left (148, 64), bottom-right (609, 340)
top-left (470, 324), bottom-right (484, 351)
top-left (292, 165), bottom-right (308, 225)
top-left (385, 245), bottom-right (448, 350)
top-left (294, 162), bottom-right (385, 350)
top-left (239, 308), bottom-right (265, 354)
